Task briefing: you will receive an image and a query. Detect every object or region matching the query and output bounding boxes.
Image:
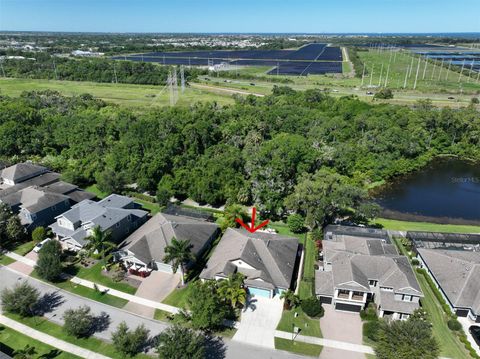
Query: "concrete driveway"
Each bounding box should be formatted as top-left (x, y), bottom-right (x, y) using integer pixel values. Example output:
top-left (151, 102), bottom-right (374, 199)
top-left (123, 271), bottom-right (180, 318)
top-left (232, 296), bottom-right (284, 348)
top-left (320, 304), bottom-right (365, 359)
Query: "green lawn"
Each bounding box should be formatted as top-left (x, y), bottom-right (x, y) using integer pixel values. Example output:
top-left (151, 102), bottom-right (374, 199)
top-left (84, 184), bottom-right (108, 199)
top-left (0, 255), bottom-right (15, 266)
top-left (74, 262), bottom-right (137, 295)
top-left (373, 218), bottom-right (480, 234)
top-left (0, 77), bottom-right (235, 108)
top-left (30, 270), bottom-right (129, 308)
top-left (4, 313), bottom-right (150, 359)
top-left (274, 337), bottom-right (322, 357)
top-left (416, 273), bottom-right (469, 359)
top-left (154, 309), bottom-right (173, 322)
top-left (0, 325), bottom-right (80, 359)
top-left (132, 198), bottom-right (161, 214)
top-left (162, 285), bottom-right (191, 308)
top-left (277, 307), bottom-right (322, 338)
top-left (13, 240), bottom-right (36, 256)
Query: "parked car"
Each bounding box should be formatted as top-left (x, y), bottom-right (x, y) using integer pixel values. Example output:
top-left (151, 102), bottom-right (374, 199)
top-left (448, 96), bottom-right (455, 100)
top-left (469, 326), bottom-right (480, 347)
top-left (33, 238), bottom-right (52, 253)
top-left (366, 91), bottom-right (374, 96)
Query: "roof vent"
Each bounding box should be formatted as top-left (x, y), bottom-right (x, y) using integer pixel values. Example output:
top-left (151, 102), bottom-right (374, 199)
top-left (267, 240), bottom-right (270, 247)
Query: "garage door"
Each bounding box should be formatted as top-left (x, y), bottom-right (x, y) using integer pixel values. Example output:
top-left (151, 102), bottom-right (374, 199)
top-left (319, 296), bottom-right (332, 304)
top-left (335, 303), bottom-right (362, 312)
top-left (248, 286), bottom-right (271, 298)
top-left (455, 309), bottom-right (469, 317)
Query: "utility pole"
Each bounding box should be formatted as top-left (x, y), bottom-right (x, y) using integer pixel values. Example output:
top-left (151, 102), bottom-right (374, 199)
top-left (431, 60), bottom-right (436, 80)
top-left (52, 58), bottom-right (58, 80)
top-left (437, 59), bottom-right (444, 81)
top-left (384, 63), bottom-right (390, 87)
top-left (173, 66), bottom-right (178, 104)
top-left (458, 59), bottom-right (465, 82)
top-left (378, 63), bottom-right (384, 87)
top-left (361, 63), bottom-right (366, 86)
top-left (408, 57), bottom-right (414, 78)
top-left (413, 57), bottom-right (421, 90)
top-left (168, 71), bottom-right (174, 106)
top-left (113, 62), bottom-right (118, 84)
top-left (369, 64), bottom-right (375, 87)
top-left (445, 60), bottom-right (452, 81)
top-left (467, 61), bottom-right (474, 83)
top-left (403, 65), bottom-right (410, 88)
top-left (422, 59), bottom-right (428, 80)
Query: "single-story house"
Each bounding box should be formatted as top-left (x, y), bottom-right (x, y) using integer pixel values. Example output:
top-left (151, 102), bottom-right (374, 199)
top-left (316, 225), bottom-right (422, 320)
top-left (200, 228), bottom-right (300, 298)
top-left (114, 212), bottom-right (220, 273)
top-left (49, 194), bottom-right (148, 251)
top-left (417, 248), bottom-right (480, 322)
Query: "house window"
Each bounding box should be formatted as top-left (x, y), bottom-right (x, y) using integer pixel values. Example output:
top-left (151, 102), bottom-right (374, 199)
top-left (116, 222), bottom-right (120, 228)
top-left (403, 295), bottom-right (412, 302)
top-left (369, 280), bottom-right (377, 287)
top-left (380, 287), bottom-right (393, 292)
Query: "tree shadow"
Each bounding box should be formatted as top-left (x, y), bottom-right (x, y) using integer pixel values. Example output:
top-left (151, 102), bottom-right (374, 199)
top-left (90, 311), bottom-right (111, 335)
top-left (33, 291), bottom-right (65, 315)
top-left (38, 349), bottom-right (64, 358)
top-left (205, 335), bottom-right (226, 359)
top-left (244, 298), bottom-right (257, 312)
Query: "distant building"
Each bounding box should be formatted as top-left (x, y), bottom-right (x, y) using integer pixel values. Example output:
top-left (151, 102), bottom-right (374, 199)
top-left (200, 228), bottom-right (300, 298)
top-left (114, 212), bottom-right (219, 273)
top-left (315, 225), bottom-right (423, 320)
top-left (50, 194), bottom-right (148, 251)
top-left (71, 50), bottom-right (104, 57)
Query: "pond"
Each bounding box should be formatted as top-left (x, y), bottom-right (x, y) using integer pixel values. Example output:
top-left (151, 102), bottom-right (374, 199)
top-left (372, 158), bottom-right (480, 225)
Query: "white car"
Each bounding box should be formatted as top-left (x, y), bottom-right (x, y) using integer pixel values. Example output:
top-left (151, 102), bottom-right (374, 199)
top-left (33, 238), bottom-right (52, 253)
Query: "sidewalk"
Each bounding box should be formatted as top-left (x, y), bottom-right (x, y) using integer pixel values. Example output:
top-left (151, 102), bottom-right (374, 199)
top-left (0, 314), bottom-right (111, 359)
top-left (4, 251), bottom-right (180, 314)
top-left (275, 330), bottom-right (375, 355)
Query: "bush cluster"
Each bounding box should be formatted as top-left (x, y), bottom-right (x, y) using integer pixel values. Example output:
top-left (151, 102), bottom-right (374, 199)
top-left (300, 296), bottom-right (324, 318)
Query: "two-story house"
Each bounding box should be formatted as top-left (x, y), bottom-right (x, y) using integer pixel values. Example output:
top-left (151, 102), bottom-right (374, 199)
top-left (50, 194), bottom-right (148, 251)
top-left (315, 225), bottom-right (423, 320)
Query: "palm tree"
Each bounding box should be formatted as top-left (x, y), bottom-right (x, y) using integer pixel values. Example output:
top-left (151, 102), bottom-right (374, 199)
top-left (218, 273), bottom-right (247, 308)
top-left (280, 289), bottom-right (300, 310)
top-left (163, 237), bottom-right (194, 285)
top-left (13, 344), bottom-right (37, 359)
top-left (85, 225), bottom-right (115, 261)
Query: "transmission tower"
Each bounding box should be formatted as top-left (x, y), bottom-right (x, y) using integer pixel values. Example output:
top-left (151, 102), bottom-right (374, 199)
top-left (173, 67), bottom-right (178, 104)
top-left (180, 65), bottom-right (185, 94)
top-left (168, 71), bottom-right (174, 106)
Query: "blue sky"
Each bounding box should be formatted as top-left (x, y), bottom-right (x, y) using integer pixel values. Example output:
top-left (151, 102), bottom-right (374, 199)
top-left (1, 0), bottom-right (479, 33)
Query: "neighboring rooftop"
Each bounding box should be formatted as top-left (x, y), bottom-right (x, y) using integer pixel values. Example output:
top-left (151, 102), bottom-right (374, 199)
top-left (119, 212), bottom-right (219, 265)
top-left (1, 162), bottom-right (47, 184)
top-left (1, 186), bottom-right (69, 214)
top-left (200, 228), bottom-right (299, 290)
top-left (418, 248), bottom-right (480, 315)
top-left (408, 231), bottom-right (480, 251)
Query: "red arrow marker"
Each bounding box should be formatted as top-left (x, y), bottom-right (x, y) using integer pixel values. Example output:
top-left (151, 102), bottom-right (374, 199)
top-left (235, 207), bottom-right (270, 233)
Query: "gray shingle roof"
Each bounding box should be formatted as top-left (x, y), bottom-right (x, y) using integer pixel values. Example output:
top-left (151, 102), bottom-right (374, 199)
top-left (1, 162), bottom-right (47, 183)
top-left (0, 186), bottom-right (69, 214)
top-left (315, 270), bottom-right (334, 296)
top-left (378, 291), bottom-right (419, 314)
top-left (118, 213), bottom-right (219, 265)
top-left (99, 194), bottom-right (134, 209)
top-left (200, 228), bottom-right (299, 290)
top-left (418, 248), bottom-right (480, 314)
top-left (0, 172), bottom-right (60, 199)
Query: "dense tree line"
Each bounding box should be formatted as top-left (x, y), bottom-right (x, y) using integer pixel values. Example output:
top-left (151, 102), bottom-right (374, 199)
top-left (1, 54), bottom-right (205, 85)
top-left (0, 89), bottom-right (479, 224)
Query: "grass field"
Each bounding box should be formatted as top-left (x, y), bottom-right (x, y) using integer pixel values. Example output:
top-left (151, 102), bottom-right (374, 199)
top-left (373, 218), bottom-right (480, 233)
top-left (4, 313), bottom-right (150, 359)
top-left (0, 325), bottom-right (80, 359)
top-left (277, 307), bottom-right (322, 338)
top-left (162, 285), bottom-right (191, 308)
top-left (0, 77), bottom-right (235, 107)
top-left (274, 337), bottom-right (322, 357)
top-left (74, 262), bottom-right (137, 295)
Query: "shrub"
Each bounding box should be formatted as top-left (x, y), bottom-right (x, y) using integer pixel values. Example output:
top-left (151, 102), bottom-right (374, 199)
top-left (1, 281), bottom-right (39, 317)
top-left (411, 258), bottom-right (419, 266)
top-left (360, 303), bottom-right (378, 321)
top-left (31, 226), bottom-right (46, 243)
top-left (287, 214), bottom-right (305, 233)
top-left (364, 320), bottom-right (380, 342)
top-left (447, 318), bottom-right (462, 331)
top-left (156, 325), bottom-right (206, 359)
top-left (374, 88), bottom-right (394, 99)
top-left (471, 97), bottom-right (479, 104)
top-left (301, 296), bottom-right (324, 318)
top-left (63, 306), bottom-right (94, 338)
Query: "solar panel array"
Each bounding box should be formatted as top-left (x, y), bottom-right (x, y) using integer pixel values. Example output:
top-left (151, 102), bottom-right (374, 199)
top-left (113, 43), bottom-right (344, 76)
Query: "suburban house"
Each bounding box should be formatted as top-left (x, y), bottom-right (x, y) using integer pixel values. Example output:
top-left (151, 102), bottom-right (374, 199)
top-left (409, 231), bottom-right (480, 323)
top-left (0, 162), bottom-right (48, 186)
top-left (0, 186), bottom-right (71, 229)
top-left (49, 194), bottom-right (148, 251)
top-left (315, 225), bottom-right (423, 320)
top-left (200, 228), bottom-right (300, 298)
top-left (114, 212), bottom-right (220, 273)
top-left (0, 163), bottom-right (95, 230)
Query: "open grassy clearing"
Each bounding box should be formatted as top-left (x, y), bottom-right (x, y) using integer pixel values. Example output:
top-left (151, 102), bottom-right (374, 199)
top-left (358, 49), bottom-right (480, 93)
top-left (4, 313), bottom-right (150, 359)
top-left (274, 337), bottom-right (322, 357)
top-left (0, 77), bottom-right (235, 107)
top-left (0, 325), bottom-right (80, 359)
top-left (373, 217), bottom-right (480, 233)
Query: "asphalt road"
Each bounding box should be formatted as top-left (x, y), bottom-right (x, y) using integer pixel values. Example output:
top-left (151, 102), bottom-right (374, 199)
top-left (0, 266), bottom-right (304, 359)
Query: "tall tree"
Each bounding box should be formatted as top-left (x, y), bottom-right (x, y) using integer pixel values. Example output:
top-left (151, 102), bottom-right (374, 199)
top-left (35, 240), bottom-right (63, 282)
top-left (217, 273), bottom-right (247, 308)
top-left (163, 238), bottom-right (194, 285)
top-left (156, 325), bottom-right (206, 359)
top-left (1, 281), bottom-right (39, 317)
top-left (85, 225), bottom-right (115, 260)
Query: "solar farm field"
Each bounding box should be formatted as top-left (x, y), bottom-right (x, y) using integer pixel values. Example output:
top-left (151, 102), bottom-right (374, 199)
top-left (114, 43), bottom-right (344, 75)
